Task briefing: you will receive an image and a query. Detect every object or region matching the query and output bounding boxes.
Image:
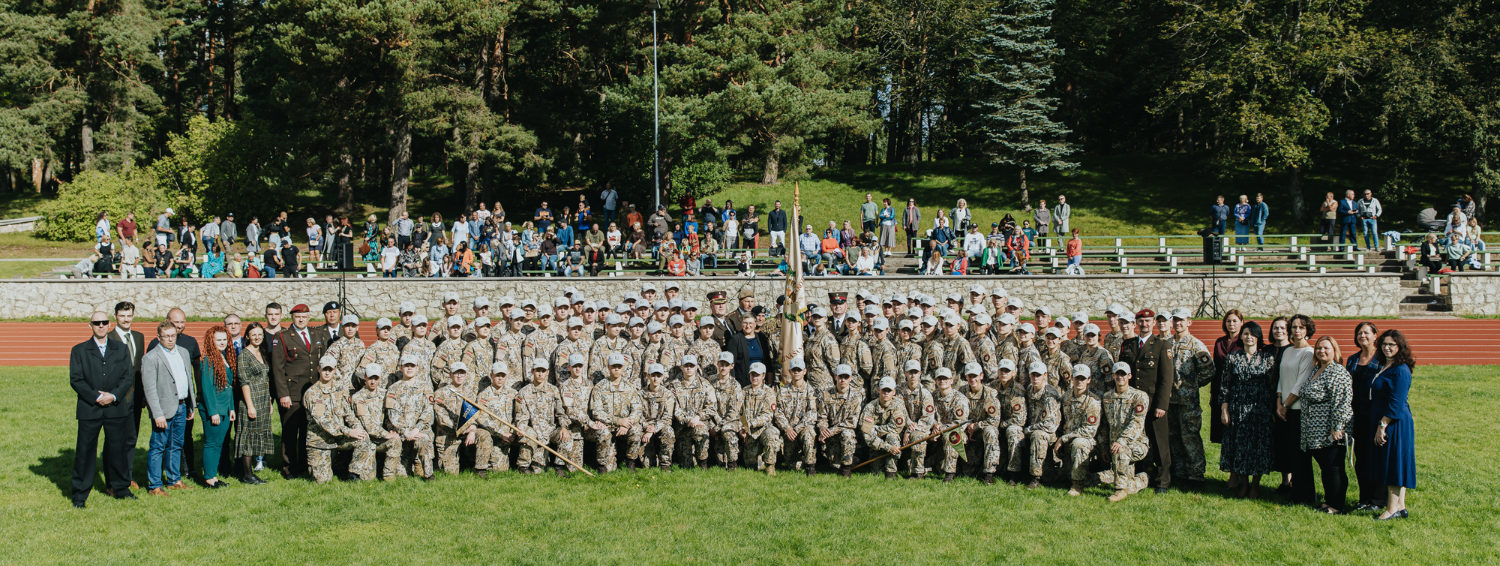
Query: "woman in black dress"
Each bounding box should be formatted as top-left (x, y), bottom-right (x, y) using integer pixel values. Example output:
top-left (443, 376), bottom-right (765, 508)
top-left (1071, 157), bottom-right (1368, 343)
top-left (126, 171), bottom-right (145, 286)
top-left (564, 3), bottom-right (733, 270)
top-left (1344, 321), bottom-right (1383, 510)
top-left (1220, 321), bottom-right (1275, 499)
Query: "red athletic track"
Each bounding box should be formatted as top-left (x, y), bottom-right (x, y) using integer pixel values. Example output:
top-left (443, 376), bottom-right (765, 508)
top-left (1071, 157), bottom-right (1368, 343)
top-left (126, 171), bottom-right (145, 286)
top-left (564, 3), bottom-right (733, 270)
top-left (3, 318), bottom-right (1495, 367)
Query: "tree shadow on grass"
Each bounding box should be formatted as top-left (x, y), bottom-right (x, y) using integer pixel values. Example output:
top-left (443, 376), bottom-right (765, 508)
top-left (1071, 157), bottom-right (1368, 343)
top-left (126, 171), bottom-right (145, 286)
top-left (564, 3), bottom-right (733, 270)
top-left (30, 449), bottom-right (76, 499)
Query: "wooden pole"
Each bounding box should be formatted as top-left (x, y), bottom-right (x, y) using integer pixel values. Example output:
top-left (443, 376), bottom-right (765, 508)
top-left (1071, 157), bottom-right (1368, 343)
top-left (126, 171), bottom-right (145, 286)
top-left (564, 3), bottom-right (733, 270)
top-left (849, 422), bottom-right (966, 471)
top-left (455, 392), bottom-right (596, 477)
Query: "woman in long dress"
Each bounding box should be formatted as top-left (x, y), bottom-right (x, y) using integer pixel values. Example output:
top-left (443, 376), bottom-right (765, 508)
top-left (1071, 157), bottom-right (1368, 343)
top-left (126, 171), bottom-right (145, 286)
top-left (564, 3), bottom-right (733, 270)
top-left (235, 324), bottom-right (274, 484)
top-left (1220, 321), bottom-right (1275, 499)
top-left (1369, 329), bottom-right (1417, 520)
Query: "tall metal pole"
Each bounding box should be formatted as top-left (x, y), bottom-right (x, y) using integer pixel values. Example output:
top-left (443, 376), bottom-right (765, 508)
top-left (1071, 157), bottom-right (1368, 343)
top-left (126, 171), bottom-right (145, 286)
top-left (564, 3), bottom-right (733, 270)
top-left (652, 6), bottom-right (661, 212)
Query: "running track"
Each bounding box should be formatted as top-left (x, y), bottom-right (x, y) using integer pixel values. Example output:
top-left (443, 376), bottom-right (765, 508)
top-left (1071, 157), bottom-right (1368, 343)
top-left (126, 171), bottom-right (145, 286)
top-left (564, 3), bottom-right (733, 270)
top-left (4, 319), bottom-right (1494, 366)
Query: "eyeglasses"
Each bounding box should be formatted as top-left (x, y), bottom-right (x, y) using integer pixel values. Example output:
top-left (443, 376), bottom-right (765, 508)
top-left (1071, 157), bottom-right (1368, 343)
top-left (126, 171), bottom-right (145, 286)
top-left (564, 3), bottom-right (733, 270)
top-left (1380, 342), bottom-right (1399, 348)
top-left (90, 320), bottom-right (111, 326)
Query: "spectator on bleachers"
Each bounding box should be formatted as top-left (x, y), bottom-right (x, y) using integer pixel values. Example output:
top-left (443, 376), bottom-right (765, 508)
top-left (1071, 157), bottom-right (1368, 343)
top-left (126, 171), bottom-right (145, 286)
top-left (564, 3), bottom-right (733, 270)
top-left (1468, 218), bottom-right (1485, 251)
top-left (949, 252), bottom-right (969, 276)
top-left (172, 242), bottom-right (196, 278)
top-left (951, 199), bottom-right (973, 232)
top-left (1251, 193), bottom-right (1270, 250)
top-left (1358, 190), bottom-right (1383, 251)
top-left (1444, 204), bottom-right (1467, 242)
top-left (1319, 192), bottom-right (1338, 238)
top-left (1337, 190), bottom-right (1359, 249)
top-left (539, 231), bottom-right (558, 272)
top-left (120, 239), bottom-right (140, 278)
top-left (1052, 195), bottom-right (1071, 236)
top-left (667, 250), bottom-right (688, 276)
top-left (1034, 199), bottom-right (1051, 238)
top-left (722, 209), bottom-right (739, 249)
top-left (821, 229), bottom-right (845, 272)
top-left (931, 218), bottom-right (955, 258)
top-left (855, 247), bottom-right (878, 276)
top-left (980, 239), bottom-right (1005, 275)
top-left (923, 249), bottom-right (944, 276)
top-left (963, 225), bottom-right (985, 260)
top-left (201, 248), bottom-right (225, 279)
top-left (1065, 229), bottom-right (1083, 275)
top-left (1419, 234), bottom-right (1443, 273)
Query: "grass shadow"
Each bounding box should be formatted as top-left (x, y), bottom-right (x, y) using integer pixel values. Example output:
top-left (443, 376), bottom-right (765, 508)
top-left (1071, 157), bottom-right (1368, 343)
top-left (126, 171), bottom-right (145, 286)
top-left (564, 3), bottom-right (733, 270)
top-left (30, 448), bottom-right (76, 499)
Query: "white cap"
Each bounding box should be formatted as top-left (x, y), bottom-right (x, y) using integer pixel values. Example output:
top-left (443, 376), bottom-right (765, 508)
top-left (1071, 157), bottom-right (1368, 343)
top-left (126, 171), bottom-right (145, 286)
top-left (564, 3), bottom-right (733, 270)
top-left (919, 295), bottom-right (936, 306)
top-left (411, 314), bottom-right (428, 326)
top-left (669, 298), bottom-right (683, 309)
top-left (1027, 361), bottom-right (1048, 375)
top-left (699, 317), bottom-right (716, 327)
top-left (1017, 323), bottom-right (1036, 334)
top-left (648, 363), bottom-right (666, 375)
top-left (1072, 311), bottom-right (1088, 323)
top-left (897, 319), bottom-right (914, 330)
top-left (889, 293), bottom-right (907, 304)
top-left (341, 314), bottom-right (360, 326)
top-left (1007, 297), bottom-right (1024, 308)
top-left (399, 302), bottom-right (416, 315)
top-left (669, 314), bottom-right (685, 327)
top-left (1072, 364), bottom-right (1092, 379)
top-left (921, 315), bottom-right (938, 327)
top-left (810, 307), bottom-right (828, 318)
top-left (647, 321), bottom-right (664, 334)
top-left (1105, 303), bottom-right (1127, 316)
top-left (564, 286), bottom-right (578, 297)
top-left (641, 283), bottom-right (657, 293)
top-left (491, 361), bottom-right (509, 375)
top-left (509, 310), bottom-right (526, 320)
top-left (446, 315), bottom-right (464, 328)
top-left (400, 354), bottom-right (421, 366)
top-left (904, 359), bottom-right (922, 372)
top-left (963, 362), bottom-right (982, 377)
top-left (614, 304), bottom-right (631, 314)
top-left (943, 315), bottom-right (963, 327)
top-left (946, 293), bottom-right (963, 304)
top-left (664, 281), bottom-right (680, 290)
top-left (566, 316), bottom-right (583, 328)
top-left (878, 376), bottom-right (897, 391)
top-left (449, 361), bottom-right (468, 374)
top-left (835, 364), bottom-right (853, 376)
top-left (788, 358), bottom-right (806, 370)
top-left (718, 352), bottom-right (735, 364)
top-left (605, 313), bottom-right (623, 325)
top-left (972, 313), bottom-right (992, 326)
top-left (872, 317), bottom-right (890, 331)
top-left (554, 297), bottom-right (570, 308)
top-left (749, 362), bottom-right (766, 375)
top-left (1118, 311), bottom-right (1136, 323)
top-left (364, 363), bottom-right (383, 377)
top-left (1034, 306), bottom-right (1052, 316)
top-left (1046, 327), bottom-right (1065, 338)
top-left (680, 354), bottom-right (698, 366)
top-left (376, 317), bottom-right (393, 329)
top-left (1113, 362), bottom-right (1132, 374)
top-left (997, 313), bottom-right (1017, 326)
top-left (499, 296), bottom-right (516, 307)
top-left (998, 359), bottom-right (1017, 372)
top-left (1055, 316), bottom-right (1070, 328)
top-left (653, 300), bottom-right (669, 310)
top-left (934, 367), bottom-right (953, 379)
top-left (532, 358), bottom-right (550, 371)
top-left (608, 353), bottom-right (626, 366)
top-left (629, 317), bottom-right (645, 327)
top-left (565, 353), bottom-right (583, 367)
top-left (1083, 323), bottom-right (1101, 335)
top-left (474, 296), bottom-right (491, 308)
top-left (863, 304), bottom-right (881, 316)
top-left (683, 300), bottom-right (700, 311)
top-left (1171, 307), bottom-right (1193, 320)
top-left (969, 284), bottom-right (986, 295)
top-left (990, 287), bottom-right (1008, 297)
top-left (473, 316), bottom-right (491, 327)
top-left (845, 313), bottom-right (860, 323)
top-left (443, 292), bottom-right (461, 304)
top-left (164, 207), bottom-right (174, 215)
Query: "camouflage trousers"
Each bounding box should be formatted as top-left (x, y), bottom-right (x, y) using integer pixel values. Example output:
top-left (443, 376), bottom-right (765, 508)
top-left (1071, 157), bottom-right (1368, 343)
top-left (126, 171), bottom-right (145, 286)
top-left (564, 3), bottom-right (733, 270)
top-left (517, 425), bottom-right (573, 471)
top-left (938, 434), bottom-right (963, 474)
top-left (963, 424), bottom-right (1001, 474)
top-left (1006, 429), bottom-right (1055, 477)
top-left (432, 426), bottom-right (462, 475)
top-left (868, 432), bottom-right (901, 473)
top-left (677, 423), bottom-right (712, 466)
top-left (642, 425), bottom-right (676, 467)
top-left (475, 430), bottom-right (516, 472)
top-left (821, 429), bottom-right (857, 468)
top-left (590, 423), bottom-right (644, 471)
top-left (776, 425), bottom-right (817, 468)
top-left (1060, 437), bottom-right (1096, 481)
top-left (308, 438), bottom-right (376, 483)
top-left (1099, 438), bottom-right (1149, 493)
top-left (905, 429), bottom-right (931, 475)
top-left (1002, 425), bottom-right (1028, 474)
top-left (1168, 401), bottom-right (1206, 481)
top-left (387, 436), bottom-right (434, 478)
top-left (561, 425), bottom-right (586, 471)
top-left (714, 425), bottom-right (740, 467)
top-left (741, 430), bottom-right (781, 470)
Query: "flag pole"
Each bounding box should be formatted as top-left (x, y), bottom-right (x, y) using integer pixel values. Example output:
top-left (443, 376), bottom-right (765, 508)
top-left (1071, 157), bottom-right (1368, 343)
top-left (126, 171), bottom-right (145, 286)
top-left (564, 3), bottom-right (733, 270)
top-left (779, 182), bottom-right (805, 384)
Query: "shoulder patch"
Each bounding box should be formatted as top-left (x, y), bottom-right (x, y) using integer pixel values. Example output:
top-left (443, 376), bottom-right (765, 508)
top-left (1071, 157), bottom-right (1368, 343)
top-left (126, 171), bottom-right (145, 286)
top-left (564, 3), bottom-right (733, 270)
top-left (1013, 403), bottom-right (1023, 412)
top-left (925, 404), bottom-right (935, 413)
top-left (1087, 414), bottom-right (1097, 425)
top-left (1134, 403), bottom-right (1145, 414)
top-left (895, 416), bottom-right (904, 425)
top-left (986, 405), bottom-right (997, 415)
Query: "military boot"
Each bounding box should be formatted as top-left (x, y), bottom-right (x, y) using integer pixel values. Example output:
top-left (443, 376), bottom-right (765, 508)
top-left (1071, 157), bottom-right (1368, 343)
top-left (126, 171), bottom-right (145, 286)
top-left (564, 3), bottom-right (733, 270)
top-left (982, 473), bottom-right (994, 485)
top-left (840, 468), bottom-right (852, 478)
top-left (627, 460), bottom-right (637, 472)
top-left (1068, 482), bottom-right (1084, 496)
top-left (885, 472), bottom-right (898, 480)
top-left (943, 473), bottom-right (955, 483)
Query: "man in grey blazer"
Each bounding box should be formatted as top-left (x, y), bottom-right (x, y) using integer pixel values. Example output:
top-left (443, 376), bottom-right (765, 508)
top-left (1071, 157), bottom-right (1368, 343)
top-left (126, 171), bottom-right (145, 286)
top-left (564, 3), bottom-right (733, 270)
top-left (1052, 195), bottom-right (1071, 236)
top-left (141, 321), bottom-right (196, 496)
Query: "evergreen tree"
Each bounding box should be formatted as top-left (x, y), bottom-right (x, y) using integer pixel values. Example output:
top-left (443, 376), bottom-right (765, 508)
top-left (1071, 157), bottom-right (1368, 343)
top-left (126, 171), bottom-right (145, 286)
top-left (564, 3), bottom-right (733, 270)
top-left (973, 0), bottom-right (1076, 206)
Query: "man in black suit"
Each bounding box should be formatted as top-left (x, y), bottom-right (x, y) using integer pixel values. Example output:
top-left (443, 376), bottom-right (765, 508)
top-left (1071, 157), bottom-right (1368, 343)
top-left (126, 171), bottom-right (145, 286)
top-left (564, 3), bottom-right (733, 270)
top-left (70, 312), bottom-right (137, 507)
top-left (271, 303), bottom-right (328, 478)
top-left (107, 301), bottom-right (147, 489)
top-left (1115, 309), bottom-right (1177, 493)
top-left (314, 301), bottom-right (342, 344)
top-left (149, 307), bottom-right (201, 477)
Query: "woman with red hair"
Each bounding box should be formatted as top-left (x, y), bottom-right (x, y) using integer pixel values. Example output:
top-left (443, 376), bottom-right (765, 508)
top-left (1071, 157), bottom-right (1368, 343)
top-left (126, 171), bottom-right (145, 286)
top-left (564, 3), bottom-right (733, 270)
top-left (198, 325), bottom-right (237, 488)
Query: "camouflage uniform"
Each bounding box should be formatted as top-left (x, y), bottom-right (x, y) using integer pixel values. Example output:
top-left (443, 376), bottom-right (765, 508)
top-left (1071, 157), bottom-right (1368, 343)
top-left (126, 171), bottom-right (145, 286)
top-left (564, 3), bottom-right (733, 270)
top-left (658, 335), bottom-right (693, 384)
top-left (521, 330), bottom-right (560, 381)
top-left (689, 338), bottom-right (723, 382)
top-left (859, 397), bottom-right (910, 473)
top-left (932, 388), bottom-right (971, 474)
top-left (1055, 389), bottom-right (1102, 482)
top-left (400, 337), bottom-right (437, 389)
top-left (1011, 384), bottom-right (1062, 478)
top-left (774, 381), bottom-right (819, 469)
top-left (920, 340), bottom-right (944, 391)
top-left (430, 339), bottom-right (466, 390)
top-left (326, 336), bottom-right (368, 390)
top-left (1168, 334), bottom-right (1213, 482)
top-left (493, 332), bottom-right (528, 389)
top-left (385, 377), bottom-right (435, 478)
top-left (305, 380), bottom-right (376, 483)
top-left (514, 381), bottom-right (572, 471)
top-left (868, 336), bottom-right (901, 398)
top-left (818, 385), bottom-right (865, 469)
top-left (359, 340), bottom-right (401, 387)
top-left (1103, 330), bottom-right (1124, 360)
top-left (672, 376), bottom-right (719, 466)
top-left (970, 335), bottom-right (1000, 384)
top-left (589, 377), bottom-right (644, 470)
top-left (1062, 335), bottom-right (1089, 363)
top-left (556, 376), bottom-right (593, 471)
top-left (641, 339), bottom-right (668, 384)
top-left (392, 322), bottom-right (413, 342)
top-left (996, 333), bottom-right (1020, 366)
top-left (805, 328), bottom-right (841, 391)
top-left (895, 340), bottom-right (924, 376)
top-left (898, 382), bottom-right (936, 475)
top-left (957, 382), bottom-right (1002, 474)
top-left (740, 383), bottom-right (780, 470)
top-left (840, 333), bottom-right (874, 393)
top-left (996, 379), bottom-right (1029, 476)
top-left (550, 338), bottom-right (594, 385)
top-left (474, 384), bottom-right (518, 472)
top-left (639, 384), bottom-right (677, 467)
top-left (710, 373), bottom-right (744, 466)
top-left (940, 335), bottom-right (975, 378)
top-left (460, 340), bottom-right (498, 391)
top-left (1042, 348), bottom-right (1073, 390)
top-left (1076, 346), bottom-right (1116, 397)
top-left (622, 339), bottom-right (652, 388)
top-left (1016, 344), bottom-right (1043, 376)
top-left (431, 382), bottom-right (470, 475)
top-left (590, 336), bottom-right (633, 384)
top-left (350, 385), bottom-right (398, 472)
top-left (1099, 385), bottom-right (1152, 493)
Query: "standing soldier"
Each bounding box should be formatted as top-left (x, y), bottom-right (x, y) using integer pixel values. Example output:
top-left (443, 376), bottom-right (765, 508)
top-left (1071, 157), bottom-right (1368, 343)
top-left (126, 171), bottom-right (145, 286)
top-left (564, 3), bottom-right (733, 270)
top-left (1014, 324), bottom-right (1043, 374)
top-left (968, 314), bottom-right (1000, 384)
top-left (431, 363), bottom-right (474, 476)
top-left (492, 297), bottom-right (518, 338)
top-left (621, 318), bottom-right (650, 386)
top-left (739, 363), bottom-right (779, 475)
top-left (359, 319), bottom-right (401, 388)
top-left (1075, 324), bottom-right (1115, 396)
top-left (774, 359), bottom-right (820, 475)
top-left (515, 359), bottom-right (571, 476)
top-left (1053, 365), bottom-right (1101, 496)
top-left (839, 315), bottom-right (874, 393)
top-left (894, 321), bottom-right (924, 382)
top-left (898, 361), bottom-right (936, 479)
top-left (588, 353), bottom-right (643, 472)
top-left (672, 355), bottom-right (719, 469)
top-left (1102, 304), bottom-right (1127, 359)
top-left (556, 354), bottom-right (593, 474)
top-left (1063, 312), bottom-right (1089, 361)
top-left (460, 317), bottom-right (497, 393)
top-left (1012, 362), bottom-right (1061, 489)
top-left (430, 316), bottom-right (468, 390)
top-left (351, 366), bottom-right (399, 479)
top-left (804, 308), bottom-right (842, 391)
top-left (399, 315), bottom-right (436, 388)
top-left (1099, 362), bottom-right (1152, 501)
top-left (639, 364), bottom-right (677, 470)
top-left (550, 298), bottom-right (572, 341)
top-left (437, 292), bottom-right (464, 345)
top-left (818, 365), bottom-right (865, 477)
top-left (994, 359), bottom-right (1029, 485)
top-left (521, 312), bottom-right (559, 377)
top-left (589, 314), bottom-right (632, 384)
top-left (939, 316), bottom-right (976, 377)
top-left (392, 303), bottom-right (417, 341)
top-left (473, 362), bottom-right (518, 477)
top-left (659, 315), bottom-right (694, 384)
top-left (919, 317), bottom-right (945, 390)
top-left (493, 312), bottom-right (529, 389)
top-left (462, 297), bottom-right (492, 342)
top-left (1167, 308), bottom-right (1213, 490)
top-left (385, 355), bottom-right (435, 479)
top-left (994, 313), bottom-right (1020, 367)
top-left (1041, 328), bottom-right (1074, 389)
top-left (326, 315), bottom-right (367, 390)
top-left (957, 363), bottom-right (1003, 484)
top-left (640, 322), bottom-right (668, 384)
top-left (1116, 309), bottom-right (1175, 494)
top-left (861, 376), bottom-right (909, 479)
top-left (305, 356), bottom-right (375, 483)
top-left (690, 319), bottom-right (725, 382)
top-left (711, 353), bottom-right (744, 470)
top-left (550, 318), bottom-right (594, 386)
top-left (867, 318), bottom-right (900, 398)
top-left (931, 368), bottom-right (971, 483)
top-left (1031, 307), bottom-right (1054, 351)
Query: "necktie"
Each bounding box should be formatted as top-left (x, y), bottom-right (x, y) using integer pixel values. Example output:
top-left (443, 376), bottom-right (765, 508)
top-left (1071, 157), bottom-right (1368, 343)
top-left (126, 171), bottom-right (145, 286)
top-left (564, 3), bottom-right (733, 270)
top-left (301, 330), bottom-right (310, 350)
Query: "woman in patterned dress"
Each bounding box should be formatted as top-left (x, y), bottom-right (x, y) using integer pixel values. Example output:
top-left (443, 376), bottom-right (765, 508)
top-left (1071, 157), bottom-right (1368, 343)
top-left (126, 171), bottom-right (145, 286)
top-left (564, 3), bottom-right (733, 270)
top-left (1219, 321), bottom-right (1275, 499)
top-left (1286, 335), bottom-right (1353, 513)
top-left (235, 323), bottom-right (274, 484)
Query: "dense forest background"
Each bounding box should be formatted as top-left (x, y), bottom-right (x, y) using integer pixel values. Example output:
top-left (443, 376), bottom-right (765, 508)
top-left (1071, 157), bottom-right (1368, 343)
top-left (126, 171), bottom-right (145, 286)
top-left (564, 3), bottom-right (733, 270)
top-left (3, 0), bottom-right (1496, 228)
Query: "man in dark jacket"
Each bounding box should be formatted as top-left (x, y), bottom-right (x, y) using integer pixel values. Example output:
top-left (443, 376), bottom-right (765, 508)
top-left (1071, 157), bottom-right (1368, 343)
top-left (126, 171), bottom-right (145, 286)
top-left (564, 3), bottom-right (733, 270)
top-left (767, 201), bottom-right (788, 254)
top-left (1114, 309), bottom-right (1176, 493)
top-left (70, 312), bottom-right (137, 507)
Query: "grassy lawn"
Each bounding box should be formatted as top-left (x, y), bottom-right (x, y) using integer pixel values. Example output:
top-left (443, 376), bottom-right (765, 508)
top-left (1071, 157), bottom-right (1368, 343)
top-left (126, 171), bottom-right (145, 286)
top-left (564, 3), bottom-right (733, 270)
top-left (3, 365), bottom-right (1494, 564)
top-left (0, 232), bottom-right (95, 259)
top-left (0, 260), bottom-right (74, 279)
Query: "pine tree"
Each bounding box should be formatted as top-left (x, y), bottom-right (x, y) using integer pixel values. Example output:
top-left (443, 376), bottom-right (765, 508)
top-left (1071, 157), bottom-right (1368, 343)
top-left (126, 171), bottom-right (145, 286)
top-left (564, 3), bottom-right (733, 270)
top-left (972, 0), bottom-right (1075, 207)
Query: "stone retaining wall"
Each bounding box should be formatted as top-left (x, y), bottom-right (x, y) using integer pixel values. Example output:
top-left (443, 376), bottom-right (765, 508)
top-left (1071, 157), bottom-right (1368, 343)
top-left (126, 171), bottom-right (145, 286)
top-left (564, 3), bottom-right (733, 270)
top-left (1449, 273), bottom-right (1500, 316)
top-left (2, 273), bottom-right (1401, 319)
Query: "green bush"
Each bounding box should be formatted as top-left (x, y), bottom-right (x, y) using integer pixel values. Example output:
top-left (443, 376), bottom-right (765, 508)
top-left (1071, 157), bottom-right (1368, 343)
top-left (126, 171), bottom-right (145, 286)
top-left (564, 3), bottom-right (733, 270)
top-left (673, 138), bottom-right (734, 198)
top-left (37, 168), bottom-right (175, 242)
top-left (154, 116), bottom-right (298, 224)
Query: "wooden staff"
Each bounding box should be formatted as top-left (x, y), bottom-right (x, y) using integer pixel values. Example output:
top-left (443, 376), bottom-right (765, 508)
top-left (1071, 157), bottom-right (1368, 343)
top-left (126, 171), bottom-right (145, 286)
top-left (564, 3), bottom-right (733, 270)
top-left (849, 421), bottom-right (966, 471)
top-left (456, 392), bottom-right (596, 477)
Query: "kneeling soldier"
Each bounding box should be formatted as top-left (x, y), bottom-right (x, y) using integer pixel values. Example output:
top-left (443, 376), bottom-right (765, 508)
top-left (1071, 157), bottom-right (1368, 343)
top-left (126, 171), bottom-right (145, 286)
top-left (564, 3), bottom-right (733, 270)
top-left (351, 365), bottom-right (400, 477)
top-left (931, 368), bottom-right (971, 483)
top-left (307, 356), bottom-right (374, 483)
top-left (386, 355), bottom-right (435, 479)
top-left (958, 362), bottom-right (1002, 484)
top-left (432, 362), bottom-right (474, 475)
top-left (775, 359), bottom-right (819, 475)
top-left (1100, 362), bottom-right (1151, 501)
top-left (557, 354), bottom-right (594, 474)
top-left (712, 352), bottom-right (745, 470)
top-left (515, 359), bottom-right (572, 476)
top-left (818, 364), bottom-right (865, 477)
top-left (1011, 361), bottom-right (1061, 488)
top-left (671, 354), bottom-right (719, 469)
top-left (861, 376), bottom-right (909, 479)
top-left (740, 362), bottom-right (780, 474)
top-left (640, 364), bottom-right (677, 470)
top-left (589, 353), bottom-right (643, 472)
top-left (474, 362), bottom-right (519, 477)
top-left (898, 360), bottom-right (936, 479)
top-left (1053, 364), bottom-right (1101, 495)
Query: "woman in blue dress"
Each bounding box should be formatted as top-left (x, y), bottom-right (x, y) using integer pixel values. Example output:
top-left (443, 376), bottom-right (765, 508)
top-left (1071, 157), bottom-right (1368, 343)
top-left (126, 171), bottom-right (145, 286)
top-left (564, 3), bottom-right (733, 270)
top-left (1369, 329), bottom-right (1416, 520)
top-left (1234, 195), bottom-right (1251, 245)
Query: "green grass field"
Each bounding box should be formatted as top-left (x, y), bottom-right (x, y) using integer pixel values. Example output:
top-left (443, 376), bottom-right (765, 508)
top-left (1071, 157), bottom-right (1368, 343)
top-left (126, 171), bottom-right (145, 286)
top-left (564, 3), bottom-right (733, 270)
top-left (4, 366), bottom-right (1496, 564)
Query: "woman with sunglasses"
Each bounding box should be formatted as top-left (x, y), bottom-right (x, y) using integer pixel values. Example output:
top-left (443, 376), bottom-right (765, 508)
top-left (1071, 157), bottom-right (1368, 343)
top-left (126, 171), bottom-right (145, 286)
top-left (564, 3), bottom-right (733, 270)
top-left (1368, 329), bottom-right (1416, 520)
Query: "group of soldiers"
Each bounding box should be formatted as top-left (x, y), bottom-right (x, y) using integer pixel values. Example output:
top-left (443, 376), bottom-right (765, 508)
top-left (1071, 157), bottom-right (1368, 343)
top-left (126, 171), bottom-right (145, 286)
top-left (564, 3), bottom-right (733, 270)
top-left (292, 280), bottom-right (1216, 502)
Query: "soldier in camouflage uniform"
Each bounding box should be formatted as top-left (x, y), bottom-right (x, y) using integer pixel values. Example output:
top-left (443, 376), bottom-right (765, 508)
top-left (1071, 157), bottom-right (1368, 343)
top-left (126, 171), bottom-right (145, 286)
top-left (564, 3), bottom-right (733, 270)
top-left (639, 364), bottom-right (677, 469)
top-left (392, 302), bottom-right (417, 341)
top-left (1031, 307), bottom-right (1054, 351)
top-left (690, 319), bottom-right (725, 383)
top-left (1014, 324), bottom-right (1043, 377)
top-left (919, 317), bottom-right (945, 391)
top-left (1012, 361), bottom-right (1062, 488)
top-left (430, 316), bottom-right (468, 390)
top-left (818, 365), bottom-right (865, 477)
top-left (956, 363), bottom-right (1002, 483)
top-left (739, 363), bottom-right (779, 474)
top-left (931, 368), bottom-right (971, 482)
top-left (493, 312), bottom-right (530, 390)
top-left (1062, 312), bottom-right (1089, 362)
top-left (672, 354), bottom-right (719, 469)
top-left (620, 318), bottom-right (650, 387)
top-left (659, 315), bottom-right (694, 385)
top-left (431, 363), bottom-right (475, 475)
top-left (867, 318), bottom-right (900, 398)
top-left (325, 316), bottom-right (368, 390)
top-left (515, 359), bottom-right (573, 475)
top-left (385, 355), bottom-right (435, 479)
top-left (804, 308), bottom-right (842, 392)
top-left (521, 313), bottom-right (559, 378)
top-left (1041, 328), bottom-right (1075, 389)
top-left (461, 297), bottom-right (492, 342)
top-left (894, 321), bottom-right (924, 387)
top-left (964, 314), bottom-right (997, 384)
top-left (639, 322), bottom-right (668, 386)
top-left (1075, 324), bottom-right (1116, 397)
top-left (351, 366), bottom-right (400, 475)
top-left (993, 359), bottom-right (1029, 485)
top-left (711, 353), bottom-right (745, 469)
top-left (839, 315), bottom-right (874, 393)
top-left (898, 361), bottom-right (936, 478)
top-left (1167, 308), bottom-right (1213, 487)
top-left (306, 357), bottom-right (376, 483)
top-left (1102, 304), bottom-right (1127, 360)
top-left (1053, 364), bottom-right (1101, 495)
top-left (860, 376), bottom-right (909, 478)
top-left (939, 316), bottom-right (976, 378)
top-left (556, 353), bottom-right (593, 473)
top-left (551, 317), bottom-right (595, 386)
top-left (1100, 362), bottom-right (1152, 501)
top-left (360, 319), bottom-right (401, 387)
top-left (473, 362), bottom-right (518, 476)
top-left (399, 315), bottom-right (437, 389)
top-left (588, 353), bottom-right (643, 472)
top-left (774, 359), bottom-right (820, 475)
top-left (589, 314), bottom-right (632, 384)
top-left (460, 317), bottom-right (497, 393)
top-left (994, 313), bottom-right (1020, 367)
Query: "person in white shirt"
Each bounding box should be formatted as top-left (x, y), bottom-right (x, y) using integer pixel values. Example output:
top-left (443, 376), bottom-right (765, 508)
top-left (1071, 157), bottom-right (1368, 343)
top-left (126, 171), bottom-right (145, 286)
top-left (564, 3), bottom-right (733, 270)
top-left (95, 211), bottom-right (112, 243)
top-left (451, 214), bottom-right (470, 250)
top-left (1275, 314), bottom-right (1316, 502)
top-left (950, 199), bottom-right (972, 232)
top-left (606, 223), bottom-right (623, 259)
top-left (600, 183), bottom-right (619, 224)
top-left (380, 237), bottom-right (401, 277)
top-left (1444, 204), bottom-right (1467, 241)
top-left (201, 217), bottom-right (221, 253)
top-left (963, 225), bottom-right (986, 259)
top-left (120, 241), bottom-right (141, 278)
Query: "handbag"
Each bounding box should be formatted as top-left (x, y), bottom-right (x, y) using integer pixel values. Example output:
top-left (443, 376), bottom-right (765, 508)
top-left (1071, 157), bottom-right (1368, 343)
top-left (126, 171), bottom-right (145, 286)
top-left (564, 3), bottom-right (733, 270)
top-left (359, 241), bottom-right (372, 255)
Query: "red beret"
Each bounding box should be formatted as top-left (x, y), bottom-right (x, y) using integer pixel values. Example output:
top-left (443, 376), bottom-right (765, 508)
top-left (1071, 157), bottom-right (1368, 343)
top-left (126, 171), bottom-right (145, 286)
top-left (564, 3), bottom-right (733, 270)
top-left (1135, 309), bottom-right (1155, 319)
top-left (290, 304), bottom-right (310, 314)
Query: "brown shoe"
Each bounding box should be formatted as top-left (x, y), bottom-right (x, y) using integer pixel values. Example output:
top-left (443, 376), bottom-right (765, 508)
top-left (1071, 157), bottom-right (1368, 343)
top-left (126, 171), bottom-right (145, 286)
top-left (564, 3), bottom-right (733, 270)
top-left (167, 481), bottom-right (194, 490)
top-left (130, 481), bottom-right (141, 490)
top-left (766, 467), bottom-right (776, 476)
top-left (149, 488), bottom-right (169, 497)
top-left (1108, 489), bottom-right (1129, 502)
top-left (885, 472), bottom-right (898, 480)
